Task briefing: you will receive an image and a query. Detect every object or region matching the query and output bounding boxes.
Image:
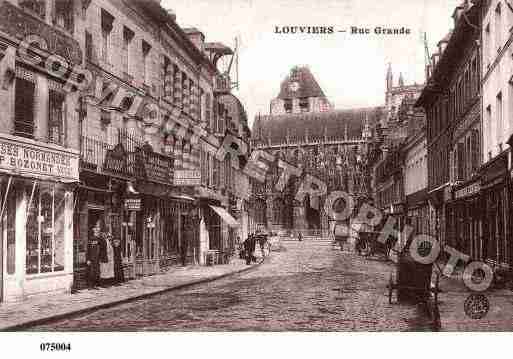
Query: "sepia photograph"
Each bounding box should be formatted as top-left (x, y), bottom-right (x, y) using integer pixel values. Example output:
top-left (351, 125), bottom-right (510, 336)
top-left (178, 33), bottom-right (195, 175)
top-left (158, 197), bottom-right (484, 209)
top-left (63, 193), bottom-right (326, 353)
top-left (0, 0), bottom-right (511, 357)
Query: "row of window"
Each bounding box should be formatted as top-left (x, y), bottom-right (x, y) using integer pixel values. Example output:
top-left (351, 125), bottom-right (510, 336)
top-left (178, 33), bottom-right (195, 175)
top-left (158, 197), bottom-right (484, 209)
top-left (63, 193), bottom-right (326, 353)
top-left (427, 54), bottom-right (479, 141)
top-left (20, 0), bottom-right (73, 33)
top-left (84, 9), bottom-right (205, 123)
top-left (483, 1), bottom-right (513, 70)
top-left (428, 146), bottom-right (450, 188)
top-left (484, 82), bottom-right (513, 158)
top-left (451, 129), bottom-right (480, 182)
top-left (200, 150), bottom-right (235, 191)
top-left (284, 98), bottom-right (310, 113)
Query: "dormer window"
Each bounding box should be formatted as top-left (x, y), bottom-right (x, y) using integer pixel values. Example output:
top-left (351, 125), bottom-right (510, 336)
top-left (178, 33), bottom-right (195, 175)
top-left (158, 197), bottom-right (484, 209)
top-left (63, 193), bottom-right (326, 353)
top-left (299, 97), bottom-right (309, 112)
top-left (284, 99), bottom-right (292, 113)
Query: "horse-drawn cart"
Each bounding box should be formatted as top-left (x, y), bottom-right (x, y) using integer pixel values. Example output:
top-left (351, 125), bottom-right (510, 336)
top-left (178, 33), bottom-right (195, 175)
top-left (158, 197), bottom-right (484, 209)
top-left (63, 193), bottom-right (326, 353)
top-left (387, 247), bottom-right (441, 329)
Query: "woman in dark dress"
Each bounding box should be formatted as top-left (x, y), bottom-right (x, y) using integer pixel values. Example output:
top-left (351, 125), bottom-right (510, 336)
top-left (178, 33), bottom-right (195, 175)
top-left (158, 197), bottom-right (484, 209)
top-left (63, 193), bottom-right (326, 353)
top-left (112, 236), bottom-right (125, 285)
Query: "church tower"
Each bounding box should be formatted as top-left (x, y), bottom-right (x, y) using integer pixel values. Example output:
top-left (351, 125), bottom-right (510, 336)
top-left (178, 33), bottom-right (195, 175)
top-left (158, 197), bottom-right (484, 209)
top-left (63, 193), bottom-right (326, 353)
top-left (386, 62), bottom-right (393, 91)
top-left (270, 66), bottom-right (333, 115)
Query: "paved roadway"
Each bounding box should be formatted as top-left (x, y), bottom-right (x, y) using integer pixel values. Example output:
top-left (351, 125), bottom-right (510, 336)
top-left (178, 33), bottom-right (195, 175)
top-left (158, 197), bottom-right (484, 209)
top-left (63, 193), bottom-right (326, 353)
top-left (30, 240), bottom-right (433, 331)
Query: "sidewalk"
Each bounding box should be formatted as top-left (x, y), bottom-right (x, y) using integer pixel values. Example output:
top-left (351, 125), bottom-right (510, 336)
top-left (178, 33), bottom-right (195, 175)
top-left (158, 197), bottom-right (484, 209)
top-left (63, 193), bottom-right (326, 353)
top-left (0, 258), bottom-right (262, 331)
top-left (436, 267), bottom-right (513, 331)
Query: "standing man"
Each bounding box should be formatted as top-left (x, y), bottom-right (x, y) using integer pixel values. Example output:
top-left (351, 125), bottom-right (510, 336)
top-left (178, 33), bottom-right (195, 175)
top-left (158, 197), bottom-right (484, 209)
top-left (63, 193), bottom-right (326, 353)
top-left (86, 220), bottom-right (103, 289)
top-left (243, 234), bottom-right (255, 265)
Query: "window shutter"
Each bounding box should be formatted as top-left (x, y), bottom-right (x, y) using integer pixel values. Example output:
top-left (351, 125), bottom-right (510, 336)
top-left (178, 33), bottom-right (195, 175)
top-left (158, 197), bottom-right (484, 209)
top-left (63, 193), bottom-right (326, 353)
top-left (14, 78), bottom-right (35, 138)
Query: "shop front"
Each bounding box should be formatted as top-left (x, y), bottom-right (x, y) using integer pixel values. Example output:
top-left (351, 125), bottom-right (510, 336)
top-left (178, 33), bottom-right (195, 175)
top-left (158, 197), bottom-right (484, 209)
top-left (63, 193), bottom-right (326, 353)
top-left (480, 152), bottom-right (510, 269)
top-left (427, 183), bottom-right (452, 250)
top-left (405, 189), bottom-right (429, 237)
top-left (0, 134), bottom-right (79, 302)
top-left (196, 187), bottom-right (239, 265)
top-left (446, 179), bottom-right (481, 260)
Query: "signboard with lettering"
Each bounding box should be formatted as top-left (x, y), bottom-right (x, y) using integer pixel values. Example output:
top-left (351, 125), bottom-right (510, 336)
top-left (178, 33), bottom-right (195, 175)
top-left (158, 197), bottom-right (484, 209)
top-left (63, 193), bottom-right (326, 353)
top-left (455, 182), bottom-right (480, 200)
top-left (0, 135), bottom-right (79, 181)
top-left (124, 198), bottom-right (141, 211)
top-left (174, 170), bottom-right (201, 186)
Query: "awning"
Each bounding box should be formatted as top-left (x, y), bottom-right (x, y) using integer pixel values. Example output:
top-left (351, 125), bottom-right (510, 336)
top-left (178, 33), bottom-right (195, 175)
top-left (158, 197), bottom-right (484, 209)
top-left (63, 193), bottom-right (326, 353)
top-left (209, 205), bottom-right (239, 228)
top-left (169, 193), bottom-right (196, 202)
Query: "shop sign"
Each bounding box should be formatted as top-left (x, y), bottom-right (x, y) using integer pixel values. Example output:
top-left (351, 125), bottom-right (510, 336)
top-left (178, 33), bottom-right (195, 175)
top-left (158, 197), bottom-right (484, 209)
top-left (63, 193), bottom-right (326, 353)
top-left (455, 182), bottom-right (480, 200)
top-left (0, 135), bottom-right (79, 180)
top-left (137, 148), bottom-right (173, 185)
top-left (174, 170), bottom-right (201, 186)
top-left (124, 198), bottom-right (141, 211)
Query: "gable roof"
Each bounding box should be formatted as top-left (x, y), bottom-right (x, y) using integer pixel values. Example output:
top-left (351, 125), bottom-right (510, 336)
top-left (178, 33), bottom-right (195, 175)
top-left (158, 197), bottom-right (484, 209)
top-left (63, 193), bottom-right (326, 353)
top-left (277, 66), bottom-right (326, 100)
top-left (253, 107), bottom-right (383, 144)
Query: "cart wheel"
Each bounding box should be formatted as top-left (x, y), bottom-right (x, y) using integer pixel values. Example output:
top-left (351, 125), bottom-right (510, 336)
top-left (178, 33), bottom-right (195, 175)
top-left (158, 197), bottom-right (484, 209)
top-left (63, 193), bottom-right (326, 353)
top-left (388, 273), bottom-right (394, 304)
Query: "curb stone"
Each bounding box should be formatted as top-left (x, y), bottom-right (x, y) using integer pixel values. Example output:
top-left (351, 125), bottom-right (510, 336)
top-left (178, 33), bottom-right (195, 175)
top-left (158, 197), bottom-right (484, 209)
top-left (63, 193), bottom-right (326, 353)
top-left (2, 260), bottom-right (264, 331)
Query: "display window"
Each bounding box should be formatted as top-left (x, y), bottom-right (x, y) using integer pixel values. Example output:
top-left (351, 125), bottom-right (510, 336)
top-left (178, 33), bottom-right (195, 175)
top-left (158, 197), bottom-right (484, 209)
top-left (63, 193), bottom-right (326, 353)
top-left (25, 182), bottom-right (65, 275)
top-left (1, 179), bottom-right (16, 275)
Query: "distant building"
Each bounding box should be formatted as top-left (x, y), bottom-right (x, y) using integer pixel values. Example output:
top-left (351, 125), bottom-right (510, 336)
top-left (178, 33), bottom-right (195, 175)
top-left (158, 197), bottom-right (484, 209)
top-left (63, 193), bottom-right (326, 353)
top-left (251, 66), bottom-right (381, 237)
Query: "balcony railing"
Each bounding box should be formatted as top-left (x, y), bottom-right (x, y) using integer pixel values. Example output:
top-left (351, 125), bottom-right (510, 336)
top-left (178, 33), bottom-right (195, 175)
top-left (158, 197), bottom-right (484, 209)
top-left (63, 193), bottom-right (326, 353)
top-left (80, 130), bottom-right (174, 184)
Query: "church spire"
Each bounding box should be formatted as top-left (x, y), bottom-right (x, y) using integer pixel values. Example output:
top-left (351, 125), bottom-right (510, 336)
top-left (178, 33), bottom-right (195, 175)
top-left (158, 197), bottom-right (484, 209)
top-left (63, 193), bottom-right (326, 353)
top-left (386, 62), bottom-right (393, 90)
top-left (398, 72), bottom-right (404, 87)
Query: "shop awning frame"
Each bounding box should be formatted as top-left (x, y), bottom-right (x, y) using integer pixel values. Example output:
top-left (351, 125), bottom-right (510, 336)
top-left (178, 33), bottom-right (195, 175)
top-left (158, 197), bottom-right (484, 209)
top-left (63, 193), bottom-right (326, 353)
top-left (208, 205), bottom-right (239, 228)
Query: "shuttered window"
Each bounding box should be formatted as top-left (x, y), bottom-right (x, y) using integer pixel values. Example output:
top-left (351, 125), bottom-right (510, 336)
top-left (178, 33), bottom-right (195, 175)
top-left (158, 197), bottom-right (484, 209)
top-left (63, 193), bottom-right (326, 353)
top-left (49, 90), bottom-right (65, 145)
top-left (14, 77), bottom-right (35, 138)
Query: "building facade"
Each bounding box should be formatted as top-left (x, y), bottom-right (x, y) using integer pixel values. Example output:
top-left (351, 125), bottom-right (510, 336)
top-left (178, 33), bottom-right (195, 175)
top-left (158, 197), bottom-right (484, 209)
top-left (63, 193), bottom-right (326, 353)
top-left (417, 1), bottom-right (484, 261)
top-left (0, 0), bottom-right (248, 301)
top-left (480, 0), bottom-right (513, 269)
top-left (0, 0), bottom-right (82, 301)
top-left (370, 66), bottom-right (425, 242)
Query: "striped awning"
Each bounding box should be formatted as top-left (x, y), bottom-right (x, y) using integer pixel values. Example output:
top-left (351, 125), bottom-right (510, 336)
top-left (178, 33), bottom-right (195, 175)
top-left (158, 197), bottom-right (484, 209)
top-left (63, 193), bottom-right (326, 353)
top-left (208, 205), bottom-right (239, 228)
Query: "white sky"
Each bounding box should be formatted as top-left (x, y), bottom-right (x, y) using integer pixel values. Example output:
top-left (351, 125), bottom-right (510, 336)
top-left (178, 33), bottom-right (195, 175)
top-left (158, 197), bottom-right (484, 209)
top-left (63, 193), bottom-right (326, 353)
top-left (161, 0), bottom-right (460, 127)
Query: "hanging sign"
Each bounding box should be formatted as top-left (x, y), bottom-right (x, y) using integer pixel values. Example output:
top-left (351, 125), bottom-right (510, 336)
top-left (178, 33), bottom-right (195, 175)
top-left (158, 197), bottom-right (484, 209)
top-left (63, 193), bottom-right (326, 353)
top-left (174, 170), bottom-right (201, 186)
top-left (124, 198), bottom-right (141, 211)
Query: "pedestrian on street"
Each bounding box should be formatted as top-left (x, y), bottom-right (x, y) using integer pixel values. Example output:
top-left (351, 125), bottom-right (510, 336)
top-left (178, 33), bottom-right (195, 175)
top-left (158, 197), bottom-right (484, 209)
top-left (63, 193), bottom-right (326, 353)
top-left (86, 220), bottom-right (104, 289)
top-left (298, 232), bottom-right (303, 242)
top-left (244, 234), bottom-right (256, 265)
top-left (258, 234), bottom-right (268, 257)
top-left (112, 236), bottom-right (125, 285)
top-left (99, 231), bottom-right (114, 287)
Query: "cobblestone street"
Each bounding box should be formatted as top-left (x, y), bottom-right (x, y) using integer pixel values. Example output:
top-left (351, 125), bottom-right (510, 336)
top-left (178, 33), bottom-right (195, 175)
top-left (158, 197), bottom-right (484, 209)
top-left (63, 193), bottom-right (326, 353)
top-left (29, 240), bottom-right (433, 331)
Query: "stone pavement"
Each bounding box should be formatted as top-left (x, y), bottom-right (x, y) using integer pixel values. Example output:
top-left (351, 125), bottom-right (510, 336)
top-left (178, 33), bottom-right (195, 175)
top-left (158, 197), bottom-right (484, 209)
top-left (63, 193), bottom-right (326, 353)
top-left (0, 258), bottom-right (261, 331)
top-left (435, 266), bottom-right (513, 331)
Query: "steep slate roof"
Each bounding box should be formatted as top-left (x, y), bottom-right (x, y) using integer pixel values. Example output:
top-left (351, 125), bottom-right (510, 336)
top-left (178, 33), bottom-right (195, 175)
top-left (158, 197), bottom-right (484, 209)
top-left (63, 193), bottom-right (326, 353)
top-left (277, 66), bottom-right (326, 100)
top-left (253, 107), bottom-right (383, 144)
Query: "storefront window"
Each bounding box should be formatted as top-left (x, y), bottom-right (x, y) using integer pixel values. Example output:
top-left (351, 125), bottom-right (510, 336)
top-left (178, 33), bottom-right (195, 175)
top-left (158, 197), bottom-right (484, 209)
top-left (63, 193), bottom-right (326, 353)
top-left (2, 182), bottom-right (16, 275)
top-left (26, 182), bottom-right (65, 275)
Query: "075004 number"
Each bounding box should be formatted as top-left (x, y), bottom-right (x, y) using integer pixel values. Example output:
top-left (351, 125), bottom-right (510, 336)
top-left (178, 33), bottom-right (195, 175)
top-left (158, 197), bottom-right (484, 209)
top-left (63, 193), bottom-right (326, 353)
top-left (40, 343), bottom-right (71, 351)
